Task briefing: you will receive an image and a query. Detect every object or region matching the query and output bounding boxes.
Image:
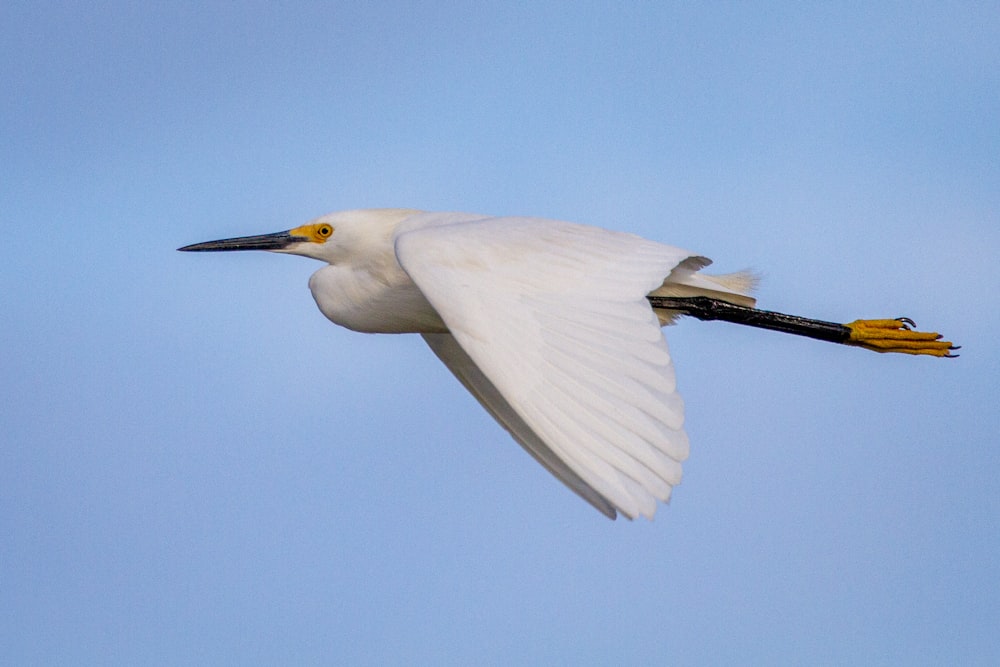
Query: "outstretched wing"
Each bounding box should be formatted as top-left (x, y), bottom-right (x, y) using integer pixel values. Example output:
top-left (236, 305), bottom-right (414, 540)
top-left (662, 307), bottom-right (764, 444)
top-left (396, 216), bottom-right (699, 520)
top-left (422, 333), bottom-right (618, 519)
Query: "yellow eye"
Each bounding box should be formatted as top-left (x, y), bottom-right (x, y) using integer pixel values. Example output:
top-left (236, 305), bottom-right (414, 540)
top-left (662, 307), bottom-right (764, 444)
top-left (316, 224), bottom-right (333, 239)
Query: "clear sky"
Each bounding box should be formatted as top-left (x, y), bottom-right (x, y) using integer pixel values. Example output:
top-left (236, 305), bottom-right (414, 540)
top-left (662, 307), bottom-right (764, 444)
top-left (2, 2), bottom-right (998, 664)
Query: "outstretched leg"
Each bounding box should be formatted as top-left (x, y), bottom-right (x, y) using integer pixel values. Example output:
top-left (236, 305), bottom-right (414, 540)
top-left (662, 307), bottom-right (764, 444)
top-left (647, 296), bottom-right (958, 357)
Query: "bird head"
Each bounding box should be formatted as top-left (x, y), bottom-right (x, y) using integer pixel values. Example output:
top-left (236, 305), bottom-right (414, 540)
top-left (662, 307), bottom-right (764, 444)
top-left (178, 209), bottom-right (421, 263)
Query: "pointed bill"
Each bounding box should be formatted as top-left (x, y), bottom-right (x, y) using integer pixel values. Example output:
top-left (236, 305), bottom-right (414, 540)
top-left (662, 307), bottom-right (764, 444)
top-left (178, 230), bottom-right (306, 252)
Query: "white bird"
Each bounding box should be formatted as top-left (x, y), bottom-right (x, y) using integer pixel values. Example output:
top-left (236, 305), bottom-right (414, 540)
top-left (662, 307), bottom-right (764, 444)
top-left (180, 209), bottom-right (955, 520)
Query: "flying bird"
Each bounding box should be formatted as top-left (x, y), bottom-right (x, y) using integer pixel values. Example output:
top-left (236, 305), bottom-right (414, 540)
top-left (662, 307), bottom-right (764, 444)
top-left (179, 209), bottom-right (956, 520)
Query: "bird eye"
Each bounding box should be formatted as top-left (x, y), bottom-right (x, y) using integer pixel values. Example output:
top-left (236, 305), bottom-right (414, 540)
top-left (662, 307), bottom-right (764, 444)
top-left (316, 225), bottom-right (333, 240)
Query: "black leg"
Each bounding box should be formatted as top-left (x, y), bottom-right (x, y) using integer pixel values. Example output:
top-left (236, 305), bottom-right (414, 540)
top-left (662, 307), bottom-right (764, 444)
top-left (647, 296), bottom-right (958, 357)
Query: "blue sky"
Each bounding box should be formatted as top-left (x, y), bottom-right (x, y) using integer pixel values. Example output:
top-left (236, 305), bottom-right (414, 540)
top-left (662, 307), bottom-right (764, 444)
top-left (2, 2), bottom-right (998, 664)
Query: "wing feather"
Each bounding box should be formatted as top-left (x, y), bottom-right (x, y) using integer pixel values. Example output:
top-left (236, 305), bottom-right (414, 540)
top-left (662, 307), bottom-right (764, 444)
top-left (422, 333), bottom-right (619, 519)
top-left (397, 216), bottom-right (700, 519)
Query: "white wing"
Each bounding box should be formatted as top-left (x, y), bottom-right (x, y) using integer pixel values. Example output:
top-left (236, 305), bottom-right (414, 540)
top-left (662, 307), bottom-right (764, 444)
top-left (396, 216), bottom-right (702, 520)
top-left (423, 333), bottom-right (618, 518)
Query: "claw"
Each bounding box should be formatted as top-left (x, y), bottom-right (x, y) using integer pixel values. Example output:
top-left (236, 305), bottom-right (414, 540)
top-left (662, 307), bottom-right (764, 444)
top-left (845, 318), bottom-right (957, 357)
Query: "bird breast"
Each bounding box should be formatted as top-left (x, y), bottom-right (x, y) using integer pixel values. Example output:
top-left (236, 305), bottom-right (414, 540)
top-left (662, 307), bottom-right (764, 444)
top-left (307, 263), bottom-right (448, 334)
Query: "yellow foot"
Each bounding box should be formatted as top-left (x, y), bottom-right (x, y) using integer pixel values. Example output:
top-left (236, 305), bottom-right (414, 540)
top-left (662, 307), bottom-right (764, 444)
top-left (845, 318), bottom-right (958, 357)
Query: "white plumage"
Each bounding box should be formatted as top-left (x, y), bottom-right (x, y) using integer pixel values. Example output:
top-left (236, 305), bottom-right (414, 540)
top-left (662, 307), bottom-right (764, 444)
top-left (181, 209), bottom-right (758, 520)
top-left (395, 214), bottom-right (698, 520)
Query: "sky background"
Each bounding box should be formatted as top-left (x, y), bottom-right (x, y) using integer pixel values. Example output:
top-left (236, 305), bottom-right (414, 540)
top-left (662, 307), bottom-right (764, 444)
top-left (2, 2), bottom-right (998, 664)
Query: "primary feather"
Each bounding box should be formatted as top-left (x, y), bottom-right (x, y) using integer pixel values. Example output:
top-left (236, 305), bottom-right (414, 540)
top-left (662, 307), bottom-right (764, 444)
top-left (391, 213), bottom-right (741, 519)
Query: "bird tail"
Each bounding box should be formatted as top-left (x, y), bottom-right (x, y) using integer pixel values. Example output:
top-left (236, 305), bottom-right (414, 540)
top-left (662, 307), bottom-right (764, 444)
top-left (649, 256), bottom-right (760, 325)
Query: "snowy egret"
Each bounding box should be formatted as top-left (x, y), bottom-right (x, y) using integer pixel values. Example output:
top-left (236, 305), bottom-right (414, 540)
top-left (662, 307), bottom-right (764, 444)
top-left (180, 209), bottom-right (955, 520)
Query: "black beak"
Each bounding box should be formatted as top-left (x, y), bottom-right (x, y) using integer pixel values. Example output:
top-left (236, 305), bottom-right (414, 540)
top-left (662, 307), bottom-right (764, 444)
top-left (178, 230), bottom-right (305, 252)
